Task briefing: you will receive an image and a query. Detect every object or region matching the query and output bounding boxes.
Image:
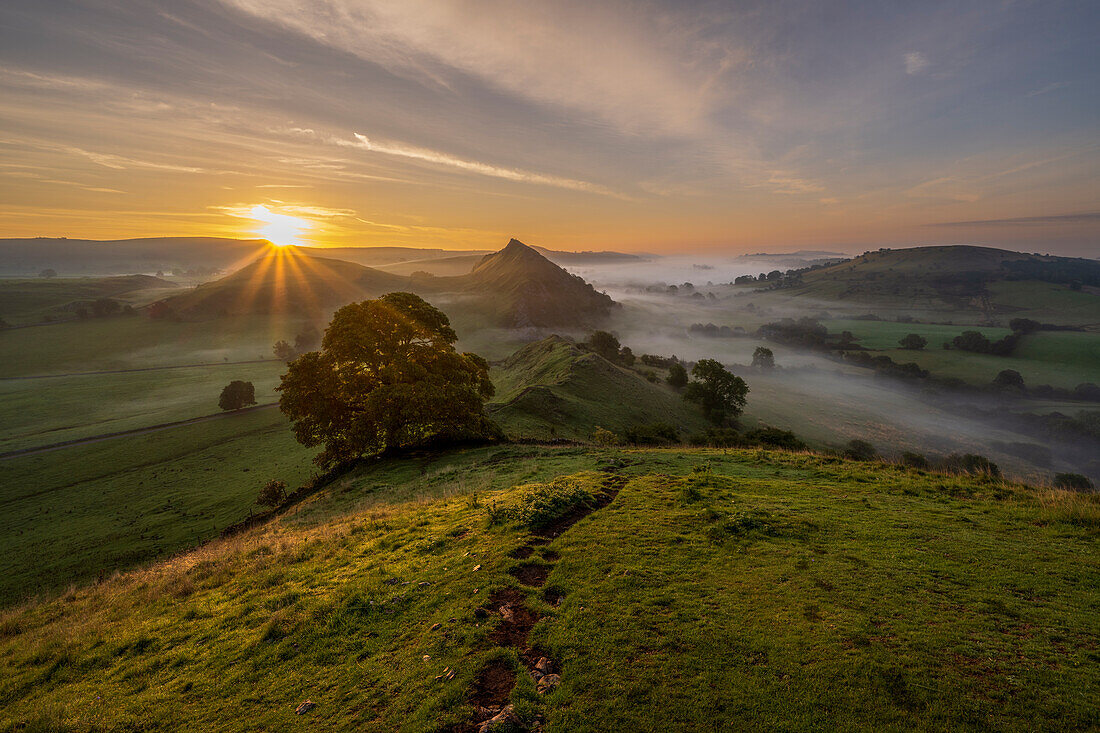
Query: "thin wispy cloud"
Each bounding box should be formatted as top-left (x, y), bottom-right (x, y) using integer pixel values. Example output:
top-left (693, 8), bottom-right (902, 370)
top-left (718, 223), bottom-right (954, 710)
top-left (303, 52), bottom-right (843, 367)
top-left (926, 212), bottom-right (1100, 227)
top-left (1025, 81), bottom-right (1071, 97)
top-left (339, 133), bottom-right (624, 198)
top-left (904, 52), bottom-right (930, 75)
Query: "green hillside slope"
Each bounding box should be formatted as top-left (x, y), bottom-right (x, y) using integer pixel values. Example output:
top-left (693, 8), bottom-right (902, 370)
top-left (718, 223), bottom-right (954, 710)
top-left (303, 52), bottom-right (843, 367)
top-left (489, 336), bottom-right (710, 439)
top-left (1, 445), bottom-right (1096, 731)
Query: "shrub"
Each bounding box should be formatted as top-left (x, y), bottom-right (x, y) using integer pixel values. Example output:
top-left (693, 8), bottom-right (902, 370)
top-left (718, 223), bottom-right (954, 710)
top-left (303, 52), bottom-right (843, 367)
top-left (257, 480), bottom-right (288, 507)
top-left (900, 452), bottom-right (930, 470)
top-left (504, 479), bottom-right (596, 530)
top-left (590, 426), bottom-right (621, 447)
top-left (941, 453), bottom-right (1001, 478)
top-left (743, 427), bottom-right (805, 450)
top-left (751, 346), bottom-right (775, 369)
top-left (992, 369), bottom-right (1025, 390)
top-left (688, 427), bottom-right (741, 448)
top-left (1053, 473), bottom-right (1094, 491)
top-left (843, 439), bottom-right (878, 461)
top-left (625, 422), bottom-right (679, 445)
top-left (898, 333), bottom-right (927, 350)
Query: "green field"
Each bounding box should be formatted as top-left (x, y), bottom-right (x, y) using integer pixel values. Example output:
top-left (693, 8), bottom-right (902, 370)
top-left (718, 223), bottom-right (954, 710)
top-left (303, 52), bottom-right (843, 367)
top-left (0, 408), bottom-right (316, 606)
top-left (824, 320), bottom-right (1100, 389)
top-left (0, 314), bottom-right (314, 377)
top-left (0, 362), bottom-right (289, 452)
top-left (1, 445), bottom-right (1096, 731)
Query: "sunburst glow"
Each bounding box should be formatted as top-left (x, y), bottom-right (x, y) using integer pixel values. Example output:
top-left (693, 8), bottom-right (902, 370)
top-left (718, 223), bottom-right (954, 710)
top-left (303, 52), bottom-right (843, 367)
top-left (249, 205), bottom-right (311, 247)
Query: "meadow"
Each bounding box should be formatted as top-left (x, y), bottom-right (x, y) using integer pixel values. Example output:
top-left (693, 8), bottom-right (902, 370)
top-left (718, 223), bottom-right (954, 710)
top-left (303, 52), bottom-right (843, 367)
top-left (1, 445), bottom-right (1096, 731)
top-left (0, 407), bottom-right (315, 606)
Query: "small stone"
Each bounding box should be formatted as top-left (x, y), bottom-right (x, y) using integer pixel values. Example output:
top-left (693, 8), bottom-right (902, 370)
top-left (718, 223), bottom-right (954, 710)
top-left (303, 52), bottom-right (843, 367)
top-left (422, 655), bottom-right (431, 662)
top-left (535, 657), bottom-right (552, 674)
top-left (295, 700), bottom-right (317, 715)
top-left (473, 564), bottom-right (481, 571)
top-left (478, 705), bottom-right (520, 733)
top-left (537, 674), bottom-right (561, 693)
top-left (430, 622), bottom-right (442, 631)
top-left (499, 605), bottom-right (514, 622)
top-left (418, 581), bottom-right (431, 586)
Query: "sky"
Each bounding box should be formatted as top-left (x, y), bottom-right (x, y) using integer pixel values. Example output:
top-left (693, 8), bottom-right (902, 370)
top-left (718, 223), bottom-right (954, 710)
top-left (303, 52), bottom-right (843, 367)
top-left (0, 0), bottom-right (1097, 255)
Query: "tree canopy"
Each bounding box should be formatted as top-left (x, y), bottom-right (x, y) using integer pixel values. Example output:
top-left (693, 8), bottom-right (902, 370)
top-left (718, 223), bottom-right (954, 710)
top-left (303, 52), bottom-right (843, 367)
top-left (751, 346), bottom-right (775, 369)
top-left (683, 359), bottom-right (749, 425)
top-left (277, 293), bottom-right (496, 468)
top-left (898, 333), bottom-right (927, 350)
top-left (219, 380), bottom-right (256, 411)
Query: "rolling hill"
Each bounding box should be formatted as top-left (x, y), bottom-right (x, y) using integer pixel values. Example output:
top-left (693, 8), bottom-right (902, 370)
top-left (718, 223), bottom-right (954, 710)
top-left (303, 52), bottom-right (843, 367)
top-left (157, 253), bottom-right (407, 318)
top-left (0, 237), bottom-right (272, 277)
top-left (0, 274), bottom-right (179, 326)
top-left (752, 245), bottom-right (1100, 324)
top-left (1, 444), bottom-right (1096, 731)
top-left (488, 335), bottom-right (709, 439)
top-left (156, 239), bottom-right (618, 327)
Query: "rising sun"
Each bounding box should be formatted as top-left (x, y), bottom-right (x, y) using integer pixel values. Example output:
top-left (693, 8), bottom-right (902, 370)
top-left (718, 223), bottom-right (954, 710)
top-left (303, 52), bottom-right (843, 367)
top-left (249, 204), bottom-right (310, 248)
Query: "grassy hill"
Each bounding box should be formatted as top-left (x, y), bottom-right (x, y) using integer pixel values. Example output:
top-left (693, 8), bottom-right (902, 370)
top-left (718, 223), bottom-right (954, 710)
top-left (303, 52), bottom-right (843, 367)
top-left (160, 253), bottom-right (407, 318)
top-left (489, 336), bottom-right (709, 440)
top-left (158, 240), bottom-right (618, 328)
top-left (753, 245), bottom-right (1100, 325)
top-left (1, 444), bottom-right (1096, 731)
top-left (0, 275), bottom-right (180, 326)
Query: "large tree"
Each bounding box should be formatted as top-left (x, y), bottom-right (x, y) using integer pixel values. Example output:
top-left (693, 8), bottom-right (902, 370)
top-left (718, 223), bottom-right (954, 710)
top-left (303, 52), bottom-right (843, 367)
top-left (277, 293), bottom-right (496, 468)
top-left (683, 359), bottom-right (749, 424)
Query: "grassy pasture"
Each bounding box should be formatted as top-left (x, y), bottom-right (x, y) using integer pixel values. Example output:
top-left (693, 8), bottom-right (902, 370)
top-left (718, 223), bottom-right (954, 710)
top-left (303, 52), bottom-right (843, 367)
top-left (0, 362), bottom-right (289, 452)
top-left (0, 445), bottom-right (1096, 731)
top-left (824, 319), bottom-right (1100, 389)
top-left (0, 314), bottom-right (314, 377)
top-left (0, 408), bottom-right (315, 606)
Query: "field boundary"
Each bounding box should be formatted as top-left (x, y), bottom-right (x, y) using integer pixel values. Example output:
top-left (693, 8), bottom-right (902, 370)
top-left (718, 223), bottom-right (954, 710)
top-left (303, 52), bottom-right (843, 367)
top-left (0, 358), bottom-right (282, 381)
top-left (0, 403), bottom-right (279, 459)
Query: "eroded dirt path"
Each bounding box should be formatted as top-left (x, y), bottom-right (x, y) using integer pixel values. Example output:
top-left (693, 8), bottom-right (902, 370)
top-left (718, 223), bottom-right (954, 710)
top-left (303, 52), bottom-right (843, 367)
top-left (455, 472), bottom-right (627, 732)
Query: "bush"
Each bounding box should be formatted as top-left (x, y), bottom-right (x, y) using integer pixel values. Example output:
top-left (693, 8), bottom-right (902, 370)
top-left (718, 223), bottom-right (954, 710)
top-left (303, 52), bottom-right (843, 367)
top-left (257, 479), bottom-right (288, 507)
top-left (900, 452), bottom-right (930, 470)
top-left (1053, 473), bottom-right (1094, 491)
top-left (625, 422), bottom-right (679, 445)
top-left (667, 363), bottom-right (688, 389)
top-left (688, 427), bottom-right (741, 448)
top-left (941, 453), bottom-right (1001, 478)
top-left (843, 439), bottom-right (878, 461)
top-left (992, 369), bottom-right (1025, 390)
top-left (590, 426), bottom-right (621, 446)
top-left (898, 333), bottom-right (927, 350)
top-left (743, 427), bottom-right (805, 450)
top-left (502, 479), bottom-right (596, 530)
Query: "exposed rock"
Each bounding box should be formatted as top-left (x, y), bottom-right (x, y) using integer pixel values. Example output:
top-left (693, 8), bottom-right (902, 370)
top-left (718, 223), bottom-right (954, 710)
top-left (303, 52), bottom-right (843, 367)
top-left (478, 704), bottom-right (520, 733)
top-left (499, 605), bottom-right (515, 623)
top-left (534, 657), bottom-right (552, 674)
top-left (295, 700), bottom-right (316, 715)
top-left (430, 622), bottom-right (442, 631)
top-left (536, 674), bottom-right (561, 694)
top-left (473, 564), bottom-right (482, 571)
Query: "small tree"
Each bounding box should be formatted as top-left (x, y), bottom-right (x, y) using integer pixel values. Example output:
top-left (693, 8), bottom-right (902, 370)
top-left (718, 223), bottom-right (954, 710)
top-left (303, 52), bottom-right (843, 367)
top-left (898, 333), bottom-right (927, 350)
top-left (992, 369), bottom-right (1025, 390)
top-left (901, 451), bottom-right (930, 469)
top-left (751, 346), bottom-right (775, 369)
top-left (257, 479), bottom-right (288, 507)
top-left (219, 380), bottom-right (257, 411)
top-left (683, 359), bottom-right (749, 425)
top-left (618, 346), bottom-right (636, 366)
top-left (294, 327), bottom-right (320, 353)
top-left (39, 268), bottom-right (57, 279)
top-left (273, 340), bottom-right (296, 362)
top-left (586, 331), bottom-right (621, 362)
top-left (667, 363), bottom-right (688, 389)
